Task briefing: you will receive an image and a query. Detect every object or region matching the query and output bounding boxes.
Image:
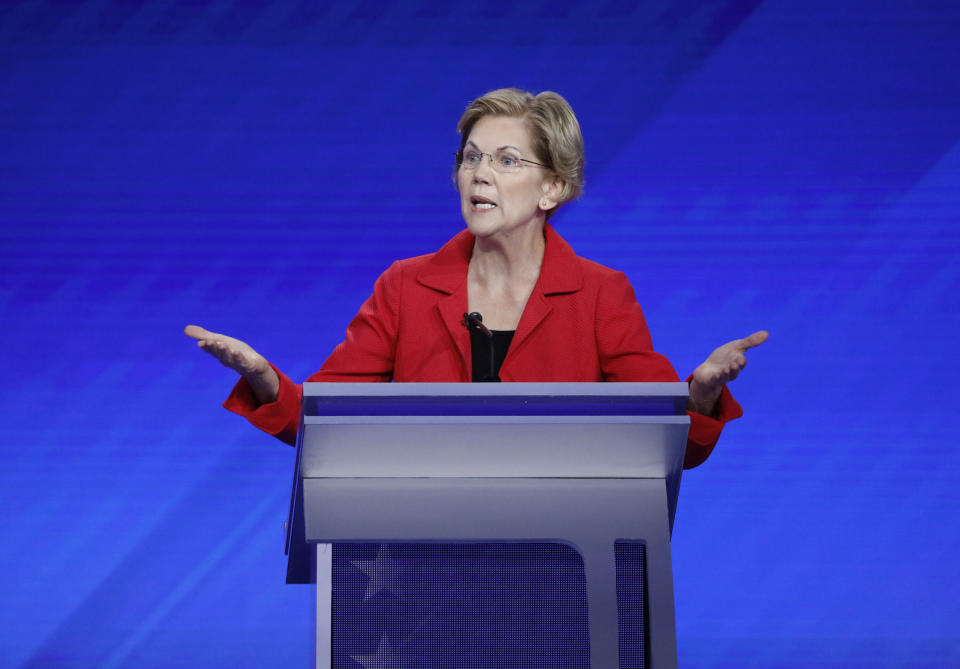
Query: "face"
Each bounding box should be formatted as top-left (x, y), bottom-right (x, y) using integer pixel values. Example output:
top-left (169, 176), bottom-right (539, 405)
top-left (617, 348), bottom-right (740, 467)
top-left (457, 115), bottom-right (560, 241)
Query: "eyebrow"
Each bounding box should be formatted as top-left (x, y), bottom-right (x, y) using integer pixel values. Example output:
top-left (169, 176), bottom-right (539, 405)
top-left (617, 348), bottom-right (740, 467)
top-left (464, 140), bottom-right (523, 153)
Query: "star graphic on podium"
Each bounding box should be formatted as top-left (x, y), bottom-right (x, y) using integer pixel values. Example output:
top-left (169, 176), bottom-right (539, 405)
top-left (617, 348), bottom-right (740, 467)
top-left (351, 636), bottom-right (401, 669)
top-left (351, 544), bottom-right (404, 602)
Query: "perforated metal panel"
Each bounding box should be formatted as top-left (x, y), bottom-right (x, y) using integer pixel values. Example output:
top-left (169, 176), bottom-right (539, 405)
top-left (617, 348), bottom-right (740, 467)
top-left (331, 542), bottom-right (651, 669)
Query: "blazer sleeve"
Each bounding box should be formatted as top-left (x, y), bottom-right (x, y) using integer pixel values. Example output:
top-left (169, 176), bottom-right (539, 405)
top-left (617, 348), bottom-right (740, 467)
top-left (595, 270), bottom-right (742, 468)
top-left (222, 261), bottom-right (402, 445)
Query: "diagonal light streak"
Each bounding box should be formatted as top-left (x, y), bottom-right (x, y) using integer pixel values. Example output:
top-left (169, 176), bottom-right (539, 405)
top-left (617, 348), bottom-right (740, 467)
top-left (100, 491), bottom-right (283, 669)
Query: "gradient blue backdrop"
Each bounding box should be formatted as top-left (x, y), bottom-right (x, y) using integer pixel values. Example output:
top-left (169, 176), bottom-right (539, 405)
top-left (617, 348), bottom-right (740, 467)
top-left (1, 0), bottom-right (958, 667)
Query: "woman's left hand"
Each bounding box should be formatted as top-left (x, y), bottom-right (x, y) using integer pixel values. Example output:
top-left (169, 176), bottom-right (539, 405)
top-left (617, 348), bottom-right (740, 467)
top-left (688, 330), bottom-right (768, 416)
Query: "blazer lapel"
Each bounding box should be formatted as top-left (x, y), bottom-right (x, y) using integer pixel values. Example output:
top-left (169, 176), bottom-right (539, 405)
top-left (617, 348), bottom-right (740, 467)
top-left (506, 284), bottom-right (551, 360)
top-left (437, 287), bottom-right (470, 380)
top-left (502, 224), bottom-right (583, 371)
top-left (418, 229), bottom-right (474, 380)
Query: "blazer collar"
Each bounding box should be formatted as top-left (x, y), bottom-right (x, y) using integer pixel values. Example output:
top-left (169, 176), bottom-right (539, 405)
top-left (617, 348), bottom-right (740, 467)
top-left (416, 223), bottom-right (584, 295)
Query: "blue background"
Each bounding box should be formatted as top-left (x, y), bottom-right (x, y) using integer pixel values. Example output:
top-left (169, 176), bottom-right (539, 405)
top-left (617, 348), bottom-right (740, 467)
top-left (2, 0), bottom-right (958, 666)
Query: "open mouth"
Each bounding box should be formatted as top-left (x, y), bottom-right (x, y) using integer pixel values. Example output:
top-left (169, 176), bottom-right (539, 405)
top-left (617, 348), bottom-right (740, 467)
top-left (471, 196), bottom-right (498, 211)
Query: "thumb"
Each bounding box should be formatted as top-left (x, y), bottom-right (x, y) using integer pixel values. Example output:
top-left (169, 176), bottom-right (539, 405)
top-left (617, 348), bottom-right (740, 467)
top-left (739, 330), bottom-right (769, 350)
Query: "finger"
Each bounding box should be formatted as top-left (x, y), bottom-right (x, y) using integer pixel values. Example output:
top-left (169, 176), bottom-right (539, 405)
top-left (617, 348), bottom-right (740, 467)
top-left (184, 324), bottom-right (218, 341)
top-left (738, 330), bottom-right (769, 350)
top-left (207, 339), bottom-right (232, 362)
top-left (216, 344), bottom-right (241, 369)
top-left (227, 347), bottom-right (256, 374)
top-left (217, 341), bottom-right (237, 361)
top-left (227, 347), bottom-right (245, 366)
top-left (198, 338), bottom-right (221, 358)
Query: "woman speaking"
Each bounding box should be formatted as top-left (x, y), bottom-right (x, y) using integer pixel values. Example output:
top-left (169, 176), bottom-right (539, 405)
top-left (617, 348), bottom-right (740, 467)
top-left (185, 88), bottom-right (767, 468)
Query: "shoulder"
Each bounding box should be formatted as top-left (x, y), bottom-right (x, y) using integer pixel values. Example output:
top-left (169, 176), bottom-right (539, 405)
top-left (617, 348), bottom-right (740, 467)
top-left (383, 252), bottom-right (435, 277)
top-left (370, 228), bottom-right (471, 283)
top-left (543, 225), bottom-right (632, 294)
top-left (575, 255), bottom-right (626, 283)
top-left (573, 257), bottom-right (639, 313)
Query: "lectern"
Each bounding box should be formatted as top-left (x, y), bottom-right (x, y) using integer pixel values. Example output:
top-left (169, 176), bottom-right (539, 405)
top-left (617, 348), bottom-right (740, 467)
top-left (285, 383), bottom-right (690, 669)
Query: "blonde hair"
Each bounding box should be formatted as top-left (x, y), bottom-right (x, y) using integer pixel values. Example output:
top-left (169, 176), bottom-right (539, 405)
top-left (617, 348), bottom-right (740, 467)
top-left (455, 88), bottom-right (585, 219)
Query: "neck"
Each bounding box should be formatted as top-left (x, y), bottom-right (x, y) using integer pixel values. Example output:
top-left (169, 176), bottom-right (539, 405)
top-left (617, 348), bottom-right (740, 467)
top-left (469, 221), bottom-right (546, 286)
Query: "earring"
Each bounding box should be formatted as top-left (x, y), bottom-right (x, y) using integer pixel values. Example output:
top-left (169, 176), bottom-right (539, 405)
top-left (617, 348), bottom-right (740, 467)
top-left (540, 198), bottom-right (550, 209)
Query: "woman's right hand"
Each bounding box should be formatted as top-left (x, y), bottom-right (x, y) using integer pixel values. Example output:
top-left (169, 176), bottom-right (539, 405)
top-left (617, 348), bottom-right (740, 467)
top-left (184, 325), bottom-right (280, 404)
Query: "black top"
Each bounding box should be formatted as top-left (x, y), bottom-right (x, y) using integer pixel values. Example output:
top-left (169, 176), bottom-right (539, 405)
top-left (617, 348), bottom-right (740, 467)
top-left (469, 328), bottom-right (515, 382)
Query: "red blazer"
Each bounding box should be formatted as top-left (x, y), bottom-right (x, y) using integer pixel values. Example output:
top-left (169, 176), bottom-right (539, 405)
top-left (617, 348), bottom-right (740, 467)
top-left (225, 224), bottom-right (742, 468)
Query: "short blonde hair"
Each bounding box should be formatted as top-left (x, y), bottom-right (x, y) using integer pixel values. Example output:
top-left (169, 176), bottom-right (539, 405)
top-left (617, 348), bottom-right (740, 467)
top-left (455, 88), bottom-right (585, 219)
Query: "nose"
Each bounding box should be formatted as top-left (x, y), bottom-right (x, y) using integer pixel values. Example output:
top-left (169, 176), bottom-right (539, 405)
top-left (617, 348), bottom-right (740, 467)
top-left (472, 154), bottom-right (496, 183)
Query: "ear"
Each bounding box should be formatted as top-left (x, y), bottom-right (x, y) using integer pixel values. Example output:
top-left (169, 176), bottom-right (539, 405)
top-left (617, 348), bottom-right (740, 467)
top-left (539, 176), bottom-right (565, 211)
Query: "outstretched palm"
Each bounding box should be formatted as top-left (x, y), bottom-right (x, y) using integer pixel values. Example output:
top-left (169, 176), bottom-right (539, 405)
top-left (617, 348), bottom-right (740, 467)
top-left (184, 325), bottom-right (269, 376)
top-left (184, 324), bottom-right (280, 404)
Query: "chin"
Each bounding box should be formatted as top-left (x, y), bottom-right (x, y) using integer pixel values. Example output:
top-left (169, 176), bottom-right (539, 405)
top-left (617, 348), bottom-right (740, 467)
top-left (465, 220), bottom-right (494, 239)
top-left (462, 211), bottom-right (499, 237)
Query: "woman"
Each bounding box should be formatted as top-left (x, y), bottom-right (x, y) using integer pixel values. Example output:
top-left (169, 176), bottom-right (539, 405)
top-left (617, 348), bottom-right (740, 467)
top-left (185, 88), bottom-right (766, 468)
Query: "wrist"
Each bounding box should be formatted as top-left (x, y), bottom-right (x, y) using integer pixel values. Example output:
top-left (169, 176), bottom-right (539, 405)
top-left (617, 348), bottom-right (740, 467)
top-left (245, 363), bottom-right (279, 405)
top-left (687, 379), bottom-right (722, 417)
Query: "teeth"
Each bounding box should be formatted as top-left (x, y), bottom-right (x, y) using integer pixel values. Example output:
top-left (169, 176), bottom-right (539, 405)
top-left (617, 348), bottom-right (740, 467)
top-left (475, 202), bottom-right (496, 209)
